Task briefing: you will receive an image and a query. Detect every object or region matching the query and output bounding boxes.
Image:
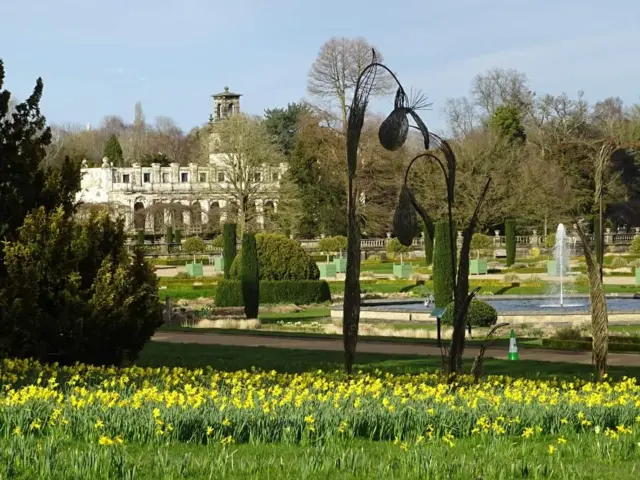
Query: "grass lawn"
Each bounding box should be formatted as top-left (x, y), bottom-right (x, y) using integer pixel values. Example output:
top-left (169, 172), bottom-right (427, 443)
top-left (158, 277), bottom-right (640, 301)
top-left (3, 435), bottom-right (638, 479)
top-left (138, 342), bottom-right (640, 380)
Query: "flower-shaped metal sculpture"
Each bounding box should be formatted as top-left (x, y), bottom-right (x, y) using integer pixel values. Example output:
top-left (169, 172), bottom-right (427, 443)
top-left (344, 50), bottom-right (492, 376)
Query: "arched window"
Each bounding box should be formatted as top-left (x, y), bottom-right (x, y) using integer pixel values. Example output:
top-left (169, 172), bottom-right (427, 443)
top-left (133, 202), bottom-right (146, 230)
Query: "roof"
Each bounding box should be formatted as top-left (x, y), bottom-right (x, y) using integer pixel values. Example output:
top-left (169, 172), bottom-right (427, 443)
top-left (212, 86), bottom-right (242, 97)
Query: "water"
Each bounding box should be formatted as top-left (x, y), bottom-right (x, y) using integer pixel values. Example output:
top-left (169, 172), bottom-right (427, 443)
top-left (554, 223), bottom-right (569, 307)
top-left (363, 298), bottom-right (640, 315)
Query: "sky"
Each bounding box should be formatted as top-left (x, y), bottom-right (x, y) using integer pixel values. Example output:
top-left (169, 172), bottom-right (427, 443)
top-left (1, 0), bottom-right (638, 134)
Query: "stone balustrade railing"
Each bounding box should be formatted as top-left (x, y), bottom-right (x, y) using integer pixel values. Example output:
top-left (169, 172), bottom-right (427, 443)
top-left (127, 228), bottom-right (640, 256)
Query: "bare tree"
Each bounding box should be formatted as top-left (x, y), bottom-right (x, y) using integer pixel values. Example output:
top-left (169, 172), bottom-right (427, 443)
top-left (471, 68), bottom-right (533, 116)
top-left (307, 37), bottom-right (394, 130)
top-left (208, 114), bottom-right (285, 235)
top-left (150, 116), bottom-right (191, 164)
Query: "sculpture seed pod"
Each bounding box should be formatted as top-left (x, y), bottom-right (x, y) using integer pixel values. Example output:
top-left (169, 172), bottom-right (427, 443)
top-left (393, 185), bottom-right (419, 246)
top-left (378, 108), bottom-right (409, 151)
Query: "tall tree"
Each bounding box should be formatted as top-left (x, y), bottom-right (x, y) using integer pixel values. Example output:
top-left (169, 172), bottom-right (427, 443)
top-left (264, 102), bottom-right (310, 157)
top-left (209, 114), bottom-right (285, 235)
top-left (103, 133), bottom-right (124, 166)
top-left (307, 37), bottom-right (394, 130)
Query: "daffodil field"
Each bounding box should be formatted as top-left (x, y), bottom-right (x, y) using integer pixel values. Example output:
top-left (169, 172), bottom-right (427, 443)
top-left (1, 358), bottom-right (640, 478)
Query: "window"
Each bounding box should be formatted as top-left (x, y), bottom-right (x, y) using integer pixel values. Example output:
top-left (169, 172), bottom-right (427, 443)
top-left (199, 172), bottom-right (207, 183)
top-left (180, 172), bottom-right (189, 183)
top-left (253, 172), bottom-right (261, 182)
top-left (217, 172), bottom-right (225, 182)
top-left (272, 172), bottom-right (279, 182)
top-left (122, 174), bottom-right (130, 184)
top-left (162, 173), bottom-right (170, 183)
top-left (143, 173), bottom-right (151, 183)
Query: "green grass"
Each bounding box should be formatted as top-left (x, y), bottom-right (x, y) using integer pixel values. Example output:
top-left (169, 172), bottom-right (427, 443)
top-left (138, 342), bottom-right (640, 380)
top-left (3, 435), bottom-right (639, 479)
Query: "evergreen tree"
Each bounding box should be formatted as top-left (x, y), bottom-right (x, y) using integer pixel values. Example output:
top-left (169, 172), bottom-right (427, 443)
top-left (240, 233), bottom-right (259, 319)
top-left (490, 105), bottom-right (526, 144)
top-left (223, 223), bottom-right (237, 279)
top-left (433, 221), bottom-right (455, 308)
top-left (103, 134), bottom-right (124, 166)
top-left (505, 219), bottom-right (516, 266)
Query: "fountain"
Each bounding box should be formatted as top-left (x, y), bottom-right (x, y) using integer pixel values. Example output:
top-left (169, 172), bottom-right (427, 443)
top-left (331, 223), bottom-right (640, 326)
top-left (555, 223), bottom-right (567, 306)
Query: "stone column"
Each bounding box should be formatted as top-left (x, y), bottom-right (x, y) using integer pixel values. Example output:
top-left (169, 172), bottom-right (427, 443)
top-left (494, 230), bottom-right (501, 246)
top-left (151, 163), bottom-right (161, 185)
top-left (170, 162), bottom-right (179, 183)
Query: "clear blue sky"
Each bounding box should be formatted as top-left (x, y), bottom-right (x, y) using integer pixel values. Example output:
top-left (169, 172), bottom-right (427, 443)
top-left (1, 0), bottom-right (638, 134)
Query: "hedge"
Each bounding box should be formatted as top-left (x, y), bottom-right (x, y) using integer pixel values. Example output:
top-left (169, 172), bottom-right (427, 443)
top-left (230, 233), bottom-right (319, 281)
top-left (441, 299), bottom-right (497, 327)
top-left (215, 280), bottom-right (331, 307)
top-left (542, 336), bottom-right (640, 353)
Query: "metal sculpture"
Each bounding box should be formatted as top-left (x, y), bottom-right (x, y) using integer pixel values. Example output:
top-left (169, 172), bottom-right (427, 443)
top-left (345, 51), bottom-right (492, 375)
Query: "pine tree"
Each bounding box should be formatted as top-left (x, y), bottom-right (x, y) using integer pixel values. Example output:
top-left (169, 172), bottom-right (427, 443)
top-left (240, 233), bottom-right (259, 319)
top-left (505, 219), bottom-right (516, 266)
top-left (433, 221), bottom-right (455, 307)
top-left (103, 134), bottom-right (124, 166)
top-left (223, 223), bottom-right (237, 279)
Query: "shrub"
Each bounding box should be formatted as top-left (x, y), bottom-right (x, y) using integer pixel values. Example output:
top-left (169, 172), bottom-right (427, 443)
top-left (433, 221), bottom-right (455, 307)
top-left (182, 236), bottom-right (206, 263)
top-left (223, 223), bottom-right (237, 279)
top-left (629, 236), bottom-right (640, 254)
top-left (574, 274), bottom-right (589, 286)
top-left (470, 233), bottom-right (493, 258)
top-left (241, 233), bottom-right (259, 319)
top-left (387, 237), bottom-right (411, 263)
top-left (545, 233), bottom-right (556, 249)
top-left (529, 247), bottom-right (541, 258)
top-left (555, 326), bottom-right (583, 340)
top-left (230, 233), bottom-right (320, 281)
top-left (215, 280), bottom-right (331, 307)
top-left (441, 299), bottom-right (497, 327)
top-left (0, 207), bottom-right (162, 366)
top-left (211, 235), bottom-right (224, 249)
top-left (610, 256), bottom-right (629, 268)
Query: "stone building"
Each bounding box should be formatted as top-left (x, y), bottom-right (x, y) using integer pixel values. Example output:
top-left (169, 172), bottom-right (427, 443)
top-left (76, 88), bottom-right (286, 235)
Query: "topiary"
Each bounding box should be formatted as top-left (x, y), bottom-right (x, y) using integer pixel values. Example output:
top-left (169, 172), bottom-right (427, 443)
top-left (505, 219), bottom-right (516, 266)
top-left (222, 223), bottom-right (237, 279)
top-left (441, 299), bottom-right (497, 327)
top-left (387, 237), bottom-right (411, 264)
top-left (230, 233), bottom-right (320, 281)
top-left (545, 232), bottom-right (556, 249)
top-left (182, 236), bottom-right (206, 263)
top-left (470, 233), bottom-right (493, 258)
top-left (240, 233), bottom-right (259, 319)
top-left (433, 221), bottom-right (455, 307)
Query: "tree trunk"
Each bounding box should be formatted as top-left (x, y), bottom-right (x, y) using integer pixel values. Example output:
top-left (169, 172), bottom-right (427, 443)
top-left (342, 178), bottom-right (361, 374)
top-left (448, 226), bottom-right (473, 375)
top-left (575, 221), bottom-right (608, 380)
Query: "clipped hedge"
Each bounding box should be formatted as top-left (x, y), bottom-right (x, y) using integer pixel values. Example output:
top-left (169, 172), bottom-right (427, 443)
top-left (215, 280), bottom-right (331, 307)
top-left (441, 299), bottom-right (497, 327)
top-left (230, 233), bottom-right (320, 281)
top-left (542, 336), bottom-right (640, 353)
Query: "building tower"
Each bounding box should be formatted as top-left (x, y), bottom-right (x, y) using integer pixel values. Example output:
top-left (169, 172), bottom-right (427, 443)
top-left (211, 86), bottom-right (242, 122)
